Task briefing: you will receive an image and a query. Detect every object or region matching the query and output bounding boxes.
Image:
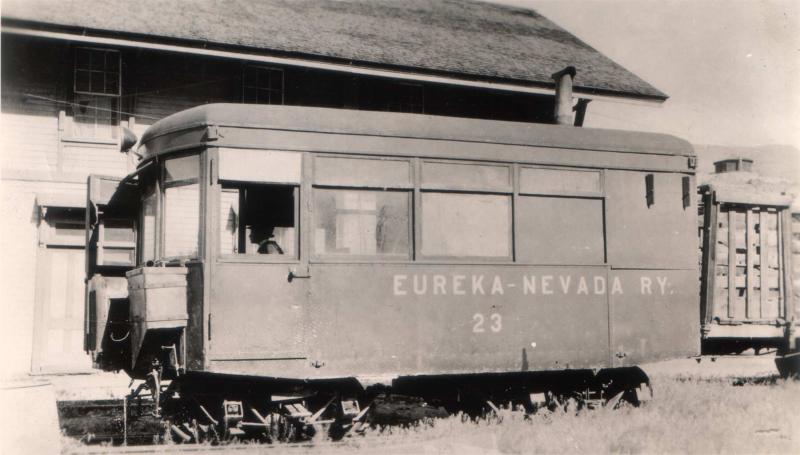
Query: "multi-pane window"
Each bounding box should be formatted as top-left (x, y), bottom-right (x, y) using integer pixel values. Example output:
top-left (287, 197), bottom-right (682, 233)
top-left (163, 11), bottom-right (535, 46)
top-left (386, 82), bottom-right (424, 114)
top-left (72, 47), bottom-right (121, 139)
top-left (312, 156), bottom-right (412, 259)
top-left (243, 65), bottom-right (284, 105)
top-left (420, 161), bottom-right (513, 259)
top-left (517, 167), bottom-right (605, 264)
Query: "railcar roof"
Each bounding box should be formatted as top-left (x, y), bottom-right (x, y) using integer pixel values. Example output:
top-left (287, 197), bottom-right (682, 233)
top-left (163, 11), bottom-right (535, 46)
top-left (138, 104), bottom-right (694, 162)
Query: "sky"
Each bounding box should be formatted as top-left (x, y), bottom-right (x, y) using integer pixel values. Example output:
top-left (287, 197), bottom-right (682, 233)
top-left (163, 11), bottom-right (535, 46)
top-left (493, 0), bottom-right (800, 159)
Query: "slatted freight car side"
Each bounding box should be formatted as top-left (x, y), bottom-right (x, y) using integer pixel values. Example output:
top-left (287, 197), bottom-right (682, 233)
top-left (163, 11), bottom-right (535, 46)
top-left (699, 159), bottom-right (796, 354)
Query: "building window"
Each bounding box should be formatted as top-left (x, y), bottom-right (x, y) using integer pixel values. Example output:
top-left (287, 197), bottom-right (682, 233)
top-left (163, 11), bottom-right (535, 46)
top-left (386, 82), bottom-right (424, 114)
top-left (72, 47), bottom-right (121, 139)
top-left (243, 65), bottom-right (284, 105)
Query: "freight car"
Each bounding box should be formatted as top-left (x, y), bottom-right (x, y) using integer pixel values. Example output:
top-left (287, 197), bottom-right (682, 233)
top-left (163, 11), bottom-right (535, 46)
top-left (697, 158), bottom-right (798, 374)
top-left (84, 104), bottom-right (700, 441)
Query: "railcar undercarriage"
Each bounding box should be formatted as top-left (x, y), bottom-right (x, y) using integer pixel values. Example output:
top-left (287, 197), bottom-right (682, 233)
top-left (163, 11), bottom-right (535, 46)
top-left (122, 366), bottom-right (652, 444)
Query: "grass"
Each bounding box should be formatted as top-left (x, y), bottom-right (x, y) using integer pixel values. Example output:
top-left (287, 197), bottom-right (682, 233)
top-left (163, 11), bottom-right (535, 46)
top-left (344, 376), bottom-right (800, 454)
top-left (59, 367), bottom-right (800, 454)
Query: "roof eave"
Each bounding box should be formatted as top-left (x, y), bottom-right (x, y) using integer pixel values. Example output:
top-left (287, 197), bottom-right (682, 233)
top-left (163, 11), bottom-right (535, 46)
top-left (2, 19), bottom-right (667, 105)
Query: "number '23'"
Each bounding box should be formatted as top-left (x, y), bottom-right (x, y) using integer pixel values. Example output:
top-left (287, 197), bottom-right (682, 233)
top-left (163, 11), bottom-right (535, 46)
top-left (472, 313), bottom-right (502, 333)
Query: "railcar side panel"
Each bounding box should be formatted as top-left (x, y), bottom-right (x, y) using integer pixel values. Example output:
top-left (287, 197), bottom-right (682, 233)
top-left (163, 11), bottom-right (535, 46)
top-left (609, 269), bottom-right (700, 366)
top-left (203, 263), bottom-right (699, 379)
top-left (605, 170), bottom-right (697, 269)
top-left (208, 263), bottom-right (308, 361)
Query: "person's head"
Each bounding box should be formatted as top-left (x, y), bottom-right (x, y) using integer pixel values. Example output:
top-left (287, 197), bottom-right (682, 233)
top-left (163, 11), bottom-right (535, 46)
top-left (249, 226), bottom-right (275, 243)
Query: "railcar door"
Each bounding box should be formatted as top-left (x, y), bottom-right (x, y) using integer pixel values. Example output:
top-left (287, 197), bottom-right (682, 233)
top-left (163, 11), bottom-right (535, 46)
top-left (207, 149), bottom-right (308, 370)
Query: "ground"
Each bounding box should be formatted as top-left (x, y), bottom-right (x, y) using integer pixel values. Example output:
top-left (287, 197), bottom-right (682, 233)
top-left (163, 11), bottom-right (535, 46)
top-left (60, 355), bottom-right (799, 454)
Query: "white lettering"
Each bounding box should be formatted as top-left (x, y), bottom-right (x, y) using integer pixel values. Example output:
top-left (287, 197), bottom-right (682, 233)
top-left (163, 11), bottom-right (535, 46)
top-left (577, 277), bottom-right (589, 295)
top-left (393, 275), bottom-right (407, 296)
top-left (523, 275), bottom-right (536, 295)
top-left (472, 275), bottom-right (485, 295)
top-left (433, 275), bottom-right (447, 295)
top-left (491, 276), bottom-right (505, 295)
top-left (611, 276), bottom-right (624, 295)
top-left (453, 275), bottom-right (466, 296)
top-left (559, 276), bottom-right (572, 294)
top-left (413, 275), bottom-right (428, 295)
top-left (657, 276), bottom-right (668, 295)
top-left (594, 276), bottom-right (606, 295)
top-left (490, 313), bottom-right (502, 332)
top-left (641, 277), bottom-right (652, 295)
top-left (542, 275), bottom-right (554, 295)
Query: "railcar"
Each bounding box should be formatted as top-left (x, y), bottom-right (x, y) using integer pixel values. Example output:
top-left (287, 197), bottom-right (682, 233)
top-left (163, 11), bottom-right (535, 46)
top-left (697, 158), bottom-right (797, 374)
top-left (84, 104), bottom-right (700, 441)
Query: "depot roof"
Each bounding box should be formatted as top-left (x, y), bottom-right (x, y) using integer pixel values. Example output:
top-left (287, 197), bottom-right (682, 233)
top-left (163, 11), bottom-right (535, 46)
top-left (2, 0), bottom-right (667, 101)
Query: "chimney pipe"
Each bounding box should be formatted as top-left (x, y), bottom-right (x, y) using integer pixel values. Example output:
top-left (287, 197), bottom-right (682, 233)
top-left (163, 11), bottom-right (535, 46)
top-left (552, 66), bottom-right (577, 126)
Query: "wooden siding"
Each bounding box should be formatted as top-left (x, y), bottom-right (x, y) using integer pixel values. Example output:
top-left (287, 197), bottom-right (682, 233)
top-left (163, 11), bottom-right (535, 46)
top-left (1, 38), bottom-right (65, 177)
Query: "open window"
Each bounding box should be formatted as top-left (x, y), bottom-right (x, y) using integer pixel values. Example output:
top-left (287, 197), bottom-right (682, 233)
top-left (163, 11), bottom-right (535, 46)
top-left (220, 184), bottom-right (297, 257)
top-left (86, 175), bottom-right (138, 274)
top-left (217, 148), bottom-right (302, 258)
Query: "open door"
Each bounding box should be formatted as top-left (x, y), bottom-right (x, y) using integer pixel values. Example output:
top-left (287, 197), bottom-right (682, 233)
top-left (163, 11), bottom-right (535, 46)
top-left (84, 174), bottom-right (138, 371)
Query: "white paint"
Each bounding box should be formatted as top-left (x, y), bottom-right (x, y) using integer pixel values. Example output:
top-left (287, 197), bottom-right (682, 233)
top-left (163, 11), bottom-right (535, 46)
top-left (641, 276), bottom-right (653, 295)
top-left (218, 148), bottom-right (301, 184)
top-left (393, 275), bottom-right (407, 296)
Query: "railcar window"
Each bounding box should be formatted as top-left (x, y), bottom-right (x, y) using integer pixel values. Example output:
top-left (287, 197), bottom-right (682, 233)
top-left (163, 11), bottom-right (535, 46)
top-left (519, 167), bottom-right (601, 195)
top-left (516, 196), bottom-right (605, 264)
top-left (141, 189), bottom-right (156, 263)
top-left (422, 162), bottom-right (511, 191)
top-left (218, 149), bottom-right (301, 184)
top-left (163, 155), bottom-right (201, 258)
top-left (164, 185), bottom-right (200, 257)
top-left (219, 184), bottom-right (297, 257)
top-left (313, 189), bottom-right (410, 258)
top-left (314, 156), bottom-right (411, 188)
top-left (421, 193), bottom-right (511, 258)
top-left (164, 155), bottom-right (200, 183)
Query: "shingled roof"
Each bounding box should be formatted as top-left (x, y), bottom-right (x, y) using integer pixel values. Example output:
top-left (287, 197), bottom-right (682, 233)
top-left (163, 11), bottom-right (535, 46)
top-left (2, 0), bottom-right (667, 101)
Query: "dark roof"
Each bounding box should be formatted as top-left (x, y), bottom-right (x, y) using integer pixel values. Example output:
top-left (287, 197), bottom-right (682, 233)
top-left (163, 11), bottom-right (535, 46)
top-left (139, 104), bottom-right (692, 162)
top-left (2, 0), bottom-right (666, 101)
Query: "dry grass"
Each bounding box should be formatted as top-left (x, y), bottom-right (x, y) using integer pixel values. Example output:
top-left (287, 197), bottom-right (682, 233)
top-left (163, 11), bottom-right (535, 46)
top-left (344, 376), bottom-right (800, 454)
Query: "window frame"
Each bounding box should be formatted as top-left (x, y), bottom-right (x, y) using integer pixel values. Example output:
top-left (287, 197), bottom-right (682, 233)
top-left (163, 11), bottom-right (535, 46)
top-left (310, 185), bottom-right (414, 262)
top-left (518, 165), bottom-right (604, 198)
top-left (216, 182), bottom-right (301, 263)
top-left (67, 46), bottom-right (122, 142)
top-left (309, 153), bottom-right (414, 263)
top-left (160, 153), bottom-right (203, 261)
top-left (418, 189), bottom-right (514, 262)
top-left (242, 65), bottom-right (285, 105)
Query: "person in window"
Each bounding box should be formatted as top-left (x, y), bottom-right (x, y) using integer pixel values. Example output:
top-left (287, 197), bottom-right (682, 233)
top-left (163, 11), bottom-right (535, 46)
top-left (249, 226), bottom-right (284, 254)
